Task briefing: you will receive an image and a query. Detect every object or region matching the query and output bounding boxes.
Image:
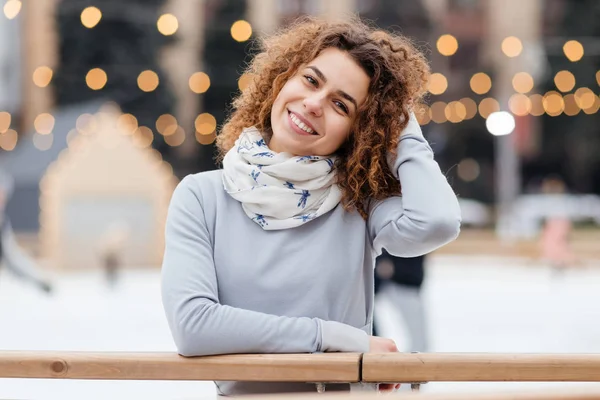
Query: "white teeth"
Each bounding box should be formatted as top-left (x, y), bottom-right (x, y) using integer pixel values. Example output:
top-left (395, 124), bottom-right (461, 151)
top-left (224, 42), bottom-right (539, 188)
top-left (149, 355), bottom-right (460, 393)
top-left (290, 113), bottom-right (315, 134)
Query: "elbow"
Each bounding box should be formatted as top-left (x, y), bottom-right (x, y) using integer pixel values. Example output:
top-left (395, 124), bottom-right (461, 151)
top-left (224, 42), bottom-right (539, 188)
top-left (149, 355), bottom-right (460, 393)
top-left (167, 301), bottom-right (217, 357)
top-left (420, 214), bottom-right (461, 248)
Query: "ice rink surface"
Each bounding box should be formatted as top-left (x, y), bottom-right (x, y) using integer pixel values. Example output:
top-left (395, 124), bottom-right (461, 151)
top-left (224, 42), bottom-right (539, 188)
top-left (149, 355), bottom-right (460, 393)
top-left (1, 255), bottom-right (600, 399)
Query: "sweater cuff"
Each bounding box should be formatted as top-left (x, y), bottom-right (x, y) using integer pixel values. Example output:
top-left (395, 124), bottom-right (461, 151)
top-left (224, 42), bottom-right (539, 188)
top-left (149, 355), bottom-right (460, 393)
top-left (386, 112), bottom-right (427, 179)
top-left (319, 320), bottom-right (369, 353)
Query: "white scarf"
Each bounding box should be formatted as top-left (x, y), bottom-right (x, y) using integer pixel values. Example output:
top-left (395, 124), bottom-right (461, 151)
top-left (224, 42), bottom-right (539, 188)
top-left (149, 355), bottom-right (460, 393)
top-left (222, 127), bottom-right (342, 230)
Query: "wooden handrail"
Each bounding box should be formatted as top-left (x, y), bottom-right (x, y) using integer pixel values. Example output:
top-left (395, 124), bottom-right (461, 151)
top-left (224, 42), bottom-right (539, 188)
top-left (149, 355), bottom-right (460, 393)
top-left (3, 351), bottom-right (600, 384)
top-left (245, 389), bottom-right (600, 400)
top-left (0, 351), bottom-right (360, 382)
top-left (362, 353), bottom-right (600, 383)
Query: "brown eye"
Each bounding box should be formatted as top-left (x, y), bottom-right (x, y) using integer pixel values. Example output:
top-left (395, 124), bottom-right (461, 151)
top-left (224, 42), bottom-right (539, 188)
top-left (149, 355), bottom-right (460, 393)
top-left (304, 75), bottom-right (318, 86)
top-left (334, 100), bottom-right (349, 114)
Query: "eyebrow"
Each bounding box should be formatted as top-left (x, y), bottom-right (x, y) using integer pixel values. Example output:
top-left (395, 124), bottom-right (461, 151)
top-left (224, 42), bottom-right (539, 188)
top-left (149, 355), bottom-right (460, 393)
top-left (307, 65), bottom-right (359, 111)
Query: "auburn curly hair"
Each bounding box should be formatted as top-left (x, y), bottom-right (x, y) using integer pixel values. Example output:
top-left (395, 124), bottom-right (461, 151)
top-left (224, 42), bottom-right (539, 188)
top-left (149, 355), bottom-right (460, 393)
top-left (217, 15), bottom-right (430, 219)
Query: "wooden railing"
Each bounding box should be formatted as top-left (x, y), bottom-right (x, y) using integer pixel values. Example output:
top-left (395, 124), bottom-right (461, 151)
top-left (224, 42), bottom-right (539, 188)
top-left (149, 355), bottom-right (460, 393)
top-left (2, 352), bottom-right (600, 398)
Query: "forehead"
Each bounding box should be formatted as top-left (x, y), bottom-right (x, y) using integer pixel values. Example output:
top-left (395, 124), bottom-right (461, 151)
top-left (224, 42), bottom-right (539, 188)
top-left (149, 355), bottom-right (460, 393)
top-left (305, 48), bottom-right (370, 105)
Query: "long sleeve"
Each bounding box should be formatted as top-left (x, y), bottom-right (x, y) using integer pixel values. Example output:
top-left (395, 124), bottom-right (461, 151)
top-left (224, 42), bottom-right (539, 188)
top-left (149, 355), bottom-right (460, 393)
top-left (368, 113), bottom-right (461, 257)
top-left (161, 176), bottom-right (368, 357)
top-left (1, 221), bottom-right (47, 285)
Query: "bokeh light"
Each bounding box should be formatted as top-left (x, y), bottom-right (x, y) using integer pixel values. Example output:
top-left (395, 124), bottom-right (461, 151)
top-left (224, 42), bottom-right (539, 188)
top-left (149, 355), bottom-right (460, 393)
top-left (554, 70), bottom-right (576, 93)
top-left (189, 72), bottom-right (211, 94)
top-left (195, 113), bottom-right (217, 135)
top-left (33, 132), bottom-right (53, 151)
top-left (436, 34), bottom-right (458, 56)
top-left (0, 129), bottom-right (18, 151)
top-left (157, 14), bottom-right (179, 36)
top-left (563, 40), bottom-right (584, 62)
top-left (459, 98), bottom-right (478, 120)
top-left (33, 66), bottom-right (53, 88)
top-left (512, 72), bottom-right (534, 94)
top-left (81, 6), bottom-right (102, 28)
top-left (0, 112), bottom-right (11, 133)
top-left (86, 68), bottom-right (107, 90)
top-left (3, 0), bottom-right (21, 20)
top-left (138, 70), bottom-right (159, 92)
top-left (486, 111), bottom-right (515, 136)
top-left (478, 98), bottom-right (500, 119)
top-left (428, 73), bottom-right (448, 95)
top-left (231, 20), bottom-right (252, 42)
top-left (508, 94), bottom-right (532, 116)
top-left (34, 113), bottom-right (55, 135)
top-left (470, 73), bottom-right (492, 95)
top-left (502, 36), bottom-right (523, 57)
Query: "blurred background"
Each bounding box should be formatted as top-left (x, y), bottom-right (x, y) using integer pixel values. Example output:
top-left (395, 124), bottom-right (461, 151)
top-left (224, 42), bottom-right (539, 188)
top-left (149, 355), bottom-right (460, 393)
top-left (0, 0), bottom-right (599, 398)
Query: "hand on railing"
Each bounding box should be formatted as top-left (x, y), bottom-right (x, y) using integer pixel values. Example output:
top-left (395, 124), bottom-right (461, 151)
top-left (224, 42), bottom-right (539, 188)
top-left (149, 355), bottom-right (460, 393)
top-left (368, 336), bottom-right (401, 392)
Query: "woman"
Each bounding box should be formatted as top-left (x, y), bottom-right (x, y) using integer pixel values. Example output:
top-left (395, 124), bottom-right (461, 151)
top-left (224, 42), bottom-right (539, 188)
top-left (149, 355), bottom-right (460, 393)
top-left (161, 16), bottom-right (461, 395)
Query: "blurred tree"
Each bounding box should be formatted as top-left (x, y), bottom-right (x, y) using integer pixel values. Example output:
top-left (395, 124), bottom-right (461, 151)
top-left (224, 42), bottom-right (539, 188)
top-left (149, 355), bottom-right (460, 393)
top-left (53, 0), bottom-right (176, 156)
top-left (194, 0), bottom-right (253, 172)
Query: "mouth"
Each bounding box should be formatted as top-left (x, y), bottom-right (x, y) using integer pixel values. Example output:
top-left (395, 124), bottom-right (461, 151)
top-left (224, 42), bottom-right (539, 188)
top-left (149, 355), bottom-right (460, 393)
top-left (288, 111), bottom-right (319, 136)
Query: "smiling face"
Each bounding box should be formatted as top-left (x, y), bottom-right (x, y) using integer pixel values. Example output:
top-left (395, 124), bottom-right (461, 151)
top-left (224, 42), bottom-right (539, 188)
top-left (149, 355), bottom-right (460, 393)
top-left (269, 47), bottom-right (370, 157)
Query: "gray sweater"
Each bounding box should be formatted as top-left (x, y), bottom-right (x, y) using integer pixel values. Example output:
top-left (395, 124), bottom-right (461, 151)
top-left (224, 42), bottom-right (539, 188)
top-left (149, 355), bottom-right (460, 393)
top-left (161, 116), bottom-right (461, 395)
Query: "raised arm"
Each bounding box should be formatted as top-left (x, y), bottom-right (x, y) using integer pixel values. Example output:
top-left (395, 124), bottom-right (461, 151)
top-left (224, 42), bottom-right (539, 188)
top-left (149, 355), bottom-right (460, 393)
top-left (161, 176), bottom-right (368, 356)
top-left (368, 113), bottom-right (461, 257)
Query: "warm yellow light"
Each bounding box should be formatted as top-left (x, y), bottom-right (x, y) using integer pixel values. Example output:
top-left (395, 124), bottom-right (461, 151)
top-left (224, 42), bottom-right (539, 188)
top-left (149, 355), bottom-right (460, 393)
top-left (33, 132), bottom-right (53, 151)
top-left (554, 70), bottom-right (576, 92)
top-left (563, 40), bottom-right (584, 62)
top-left (542, 91), bottom-right (565, 116)
top-left (196, 130), bottom-right (217, 145)
top-left (76, 113), bottom-right (98, 135)
top-left (0, 129), bottom-right (18, 151)
top-left (457, 158), bottom-right (480, 182)
top-left (156, 114), bottom-right (178, 136)
top-left (428, 73), bottom-right (448, 95)
top-left (3, 0), bottom-right (21, 20)
top-left (189, 72), bottom-right (211, 94)
top-left (34, 113), bottom-right (55, 135)
top-left (470, 73), bottom-right (492, 95)
top-left (81, 6), bottom-right (102, 28)
top-left (436, 34), bottom-right (458, 56)
top-left (415, 105), bottom-right (431, 125)
top-left (33, 66), bottom-right (53, 88)
top-left (478, 98), bottom-right (500, 119)
top-left (430, 102), bottom-right (447, 124)
top-left (0, 111), bottom-right (10, 133)
top-left (231, 20), bottom-right (252, 42)
top-left (238, 73), bottom-right (252, 92)
top-left (195, 113), bottom-right (217, 135)
top-left (529, 94), bottom-right (545, 116)
top-left (117, 114), bottom-right (138, 135)
top-left (501, 36), bottom-right (523, 58)
top-left (138, 70), bottom-right (159, 92)
top-left (596, 70), bottom-right (600, 87)
top-left (164, 126), bottom-right (185, 147)
top-left (157, 14), bottom-right (179, 36)
top-left (574, 87), bottom-right (596, 110)
top-left (508, 94), bottom-right (532, 116)
top-left (133, 126), bottom-right (154, 148)
top-left (86, 68), bottom-right (107, 90)
top-left (582, 96), bottom-right (599, 115)
top-left (459, 98), bottom-right (478, 120)
top-left (512, 72), bottom-right (534, 94)
top-left (445, 101), bottom-right (467, 123)
top-left (563, 94), bottom-right (580, 116)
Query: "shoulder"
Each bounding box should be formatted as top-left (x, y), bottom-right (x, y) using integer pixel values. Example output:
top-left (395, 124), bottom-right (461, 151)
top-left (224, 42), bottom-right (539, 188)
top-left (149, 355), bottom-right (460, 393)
top-left (171, 170), bottom-right (224, 208)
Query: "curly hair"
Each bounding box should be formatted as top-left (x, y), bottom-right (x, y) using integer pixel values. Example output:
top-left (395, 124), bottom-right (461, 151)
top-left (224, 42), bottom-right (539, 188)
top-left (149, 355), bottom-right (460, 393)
top-left (217, 15), bottom-right (430, 219)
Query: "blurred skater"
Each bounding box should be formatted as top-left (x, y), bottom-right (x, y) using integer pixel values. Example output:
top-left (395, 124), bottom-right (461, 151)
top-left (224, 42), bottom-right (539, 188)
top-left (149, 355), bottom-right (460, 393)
top-left (373, 250), bottom-right (428, 352)
top-left (0, 168), bottom-right (53, 294)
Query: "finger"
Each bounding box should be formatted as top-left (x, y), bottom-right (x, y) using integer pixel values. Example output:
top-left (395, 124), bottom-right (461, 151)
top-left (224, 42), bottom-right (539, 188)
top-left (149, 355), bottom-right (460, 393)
top-left (378, 383), bottom-right (395, 393)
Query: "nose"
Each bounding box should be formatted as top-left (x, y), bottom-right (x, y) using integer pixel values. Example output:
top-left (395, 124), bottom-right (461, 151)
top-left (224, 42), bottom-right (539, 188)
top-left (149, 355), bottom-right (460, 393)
top-left (303, 93), bottom-right (324, 117)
